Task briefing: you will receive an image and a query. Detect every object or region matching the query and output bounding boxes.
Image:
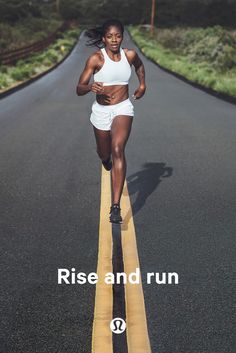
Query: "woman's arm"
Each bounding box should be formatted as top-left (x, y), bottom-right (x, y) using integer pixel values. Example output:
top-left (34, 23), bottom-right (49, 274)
top-left (76, 54), bottom-right (104, 96)
top-left (130, 51), bottom-right (146, 99)
top-left (133, 52), bottom-right (146, 87)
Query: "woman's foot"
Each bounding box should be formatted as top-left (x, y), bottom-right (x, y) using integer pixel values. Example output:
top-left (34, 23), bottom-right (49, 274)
top-left (102, 156), bottom-right (112, 171)
top-left (109, 203), bottom-right (122, 224)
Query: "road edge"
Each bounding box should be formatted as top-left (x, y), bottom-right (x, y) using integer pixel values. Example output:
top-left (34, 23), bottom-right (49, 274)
top-left (0, 31), bottom-right (82, 101)
top-left (126, 27), bottom-right (236, 106)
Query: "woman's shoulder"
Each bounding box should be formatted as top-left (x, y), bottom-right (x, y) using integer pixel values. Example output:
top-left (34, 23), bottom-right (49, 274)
top-left (122, 48), bottom-right (137, 62)
top-left (85, 49), bottom-right (104, 67)
top-left (122, 48), bottom-right (136, 54)
top-left (122, 48), bottom-right (138, 66)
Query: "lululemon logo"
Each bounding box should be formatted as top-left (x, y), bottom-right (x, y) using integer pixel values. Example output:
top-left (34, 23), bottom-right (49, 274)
top-left (110, 318), bottom-right (126, 334)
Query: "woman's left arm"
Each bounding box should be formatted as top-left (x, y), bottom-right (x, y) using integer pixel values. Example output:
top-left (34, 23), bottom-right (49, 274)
top-left (131, 51), bottom-right (146, 100)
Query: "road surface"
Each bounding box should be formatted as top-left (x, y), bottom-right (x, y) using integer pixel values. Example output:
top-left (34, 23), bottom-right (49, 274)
top-left (0, 30), bottom-right (235, 353)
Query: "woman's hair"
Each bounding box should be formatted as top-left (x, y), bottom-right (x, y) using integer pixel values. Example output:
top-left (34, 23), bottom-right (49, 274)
top-left (85, 19), bottom-right (124, 48)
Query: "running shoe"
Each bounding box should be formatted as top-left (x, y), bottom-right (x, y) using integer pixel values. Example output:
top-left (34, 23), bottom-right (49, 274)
top-left (102, 156), bottom-right (112, 171)
top-left (109, 203), bottom-right (122, 224)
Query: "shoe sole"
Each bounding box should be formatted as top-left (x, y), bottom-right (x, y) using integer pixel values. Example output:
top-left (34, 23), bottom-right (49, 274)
top-left (109, 215), bottom-right (123, 224)
top-left (103, 166), bottom-right (112, 171)
top-left (110, 220), bottom-right (123, 224)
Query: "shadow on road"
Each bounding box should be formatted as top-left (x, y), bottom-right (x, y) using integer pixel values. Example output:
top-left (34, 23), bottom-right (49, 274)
top-left (126, 162), bottom-right (173, 218)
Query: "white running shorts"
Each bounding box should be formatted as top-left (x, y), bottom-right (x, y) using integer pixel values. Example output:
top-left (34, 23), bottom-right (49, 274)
top-left (90, 98), bottom-right (134, 131)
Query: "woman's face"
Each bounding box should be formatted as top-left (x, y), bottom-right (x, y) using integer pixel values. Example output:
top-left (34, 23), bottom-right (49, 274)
top-left (102, 26), bottom-right (123, 51)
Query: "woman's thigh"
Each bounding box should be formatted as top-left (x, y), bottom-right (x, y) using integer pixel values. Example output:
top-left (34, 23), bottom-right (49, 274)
top-left (110, 115), bottom-right (133, 150)
top-left (93, 126), bottom-right (111, 156)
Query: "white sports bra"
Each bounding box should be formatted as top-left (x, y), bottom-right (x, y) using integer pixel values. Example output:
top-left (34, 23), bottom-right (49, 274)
top-left (93, 47), bottom-right (131, 86)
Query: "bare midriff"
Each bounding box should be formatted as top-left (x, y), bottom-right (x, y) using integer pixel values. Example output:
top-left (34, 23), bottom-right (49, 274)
top-left (96, 84), bottom-right (129, 105)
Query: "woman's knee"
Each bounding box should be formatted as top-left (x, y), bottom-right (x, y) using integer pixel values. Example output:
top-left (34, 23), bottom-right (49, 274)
top-left (111, 144), bottom-right (125, 159)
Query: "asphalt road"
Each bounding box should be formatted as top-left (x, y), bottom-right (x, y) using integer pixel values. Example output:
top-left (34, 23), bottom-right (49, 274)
top-left (0, 30), bottom-right (236, 353)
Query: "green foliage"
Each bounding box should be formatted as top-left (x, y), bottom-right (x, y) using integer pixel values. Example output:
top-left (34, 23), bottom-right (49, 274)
top-left (0, 18), bottom-right (62, 51)
top-left (58, 0), bottom-right (149, 23)
top-left (183, 27), bottom-right (236, 71)
top-left (0, 74), bottom-right (8, 88)
top-left (129, 25), bottom-right (236, 98)
top-left (59, 0), bottom-right (81, 20)
top-left (52, 38), bottom-right (73, 50)
top-left (65, 29), bottom-right (80, 39)
top-left (46, 49), bottom-right (60, 63)
top-left (56, 0), bottom-right (236, 27)
top-left (0, 0), bottom-right (42, 23)
top-left (11, 65), bottom-right (35, 81)
top-left (146, 25), bottom-right (236, 72)
top-left (0, 27), bottom-right (81, 91)
top-left (211, 44), bottom-right (236, 71)
top-left (0, 23), bottom-right (11, 50)
top-left (0, 65), bottom-right (7, 73)
top-left (0, 0), bottom-right (236, 28)
top-left (155, 0), bottom-right (236, 27)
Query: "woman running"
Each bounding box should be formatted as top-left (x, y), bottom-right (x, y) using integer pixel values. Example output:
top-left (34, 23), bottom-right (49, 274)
top-left (76, 19), bottom-right (146, 224)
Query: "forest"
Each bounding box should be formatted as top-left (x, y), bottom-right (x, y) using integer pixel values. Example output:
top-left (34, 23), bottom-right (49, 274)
top-left (1, 0), bottom-right (235, 97)
top-left (0, 0), bottom-right (235, 27)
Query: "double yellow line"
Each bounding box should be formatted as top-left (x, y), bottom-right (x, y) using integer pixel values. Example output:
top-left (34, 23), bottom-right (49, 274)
top-left (91, 167), bottom-right (151, 353)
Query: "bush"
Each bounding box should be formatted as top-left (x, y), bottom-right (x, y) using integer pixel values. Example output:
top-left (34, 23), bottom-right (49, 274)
top-left (41, 57), bottom-right (53, 67)
top-left (0, 23), bottom-right (12, 51)
top-left (52, 38), bottom-right (72, 50)
top-left (1, 25), bottom-right (81, 92)
top-left (59, 0), bottom-right (81, 20)
top-left (16, 59), bottom-right (26, 67)
top-left (46, 49), bottom-right (59, 63)
top-left (29, 53), bottom-right (45, 64)
top-left (11, 65), bottom-right (34, 81)
top-left (129, 25), bottom-right (236, 97)
top-left (0, 0), bottom-right (41, 23)
top-left (145, 26), bottom-right (236, 73)
top-left (32, 31), bottom-right (49, 41)
top-left (0, 74), bottom-right (8, 89)
top-left (66, 29), bottom-right (80, 39)
top-left (184, 28), bottom-right (236, 72)
top-left (0, 65), bottom-right (8, 73)
top-left (0, 17), bottom-right (62, 51)
top-left (212, 44), bottom-right (236, 71)
top-left (154, 27), bottom-right (186, 54)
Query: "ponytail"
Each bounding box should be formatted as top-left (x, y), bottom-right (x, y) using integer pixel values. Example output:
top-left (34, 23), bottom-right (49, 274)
top-left (85, 26), bottom-right (104, 48)
top-left (85, 19), bottom-right (124, 48)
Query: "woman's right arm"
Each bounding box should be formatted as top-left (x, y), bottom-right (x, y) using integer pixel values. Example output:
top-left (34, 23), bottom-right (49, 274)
top-left (76, 54), bottom-right (104, 96)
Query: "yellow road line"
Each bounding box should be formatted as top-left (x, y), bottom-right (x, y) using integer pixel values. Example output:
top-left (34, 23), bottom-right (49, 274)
top-left (121, 180), bottom-right (152, 353)
top-left (91, 167), bottom-right (113, 353)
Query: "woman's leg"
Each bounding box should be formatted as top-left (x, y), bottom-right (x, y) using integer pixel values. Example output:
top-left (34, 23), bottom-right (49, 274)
top-left (110, 115), bottom-right (133, 205)
top-left (93, 126), bottom-right (111, 162)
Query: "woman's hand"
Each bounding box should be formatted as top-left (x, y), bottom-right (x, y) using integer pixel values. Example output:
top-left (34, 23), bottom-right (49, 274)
top-left (132, 85), bottom-right (146, 100)
top-left (90, 82), bottom-right (104, 94)
top-left (90, 82), bottom-right (112, 103)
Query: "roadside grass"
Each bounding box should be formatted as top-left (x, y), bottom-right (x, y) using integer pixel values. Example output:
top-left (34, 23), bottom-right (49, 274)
top-left (128, 25), bottom-right (236, 98)
top-left (0, 17), bottom-right (62, 51)
top-left (0, 28), bottom-right (80, 92)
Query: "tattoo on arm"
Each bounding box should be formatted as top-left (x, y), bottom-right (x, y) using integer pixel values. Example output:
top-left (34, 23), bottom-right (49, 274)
top-left (133, 52), bottom-right (145, 86)
top-left (136, 64), bottom-right (145, 83)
